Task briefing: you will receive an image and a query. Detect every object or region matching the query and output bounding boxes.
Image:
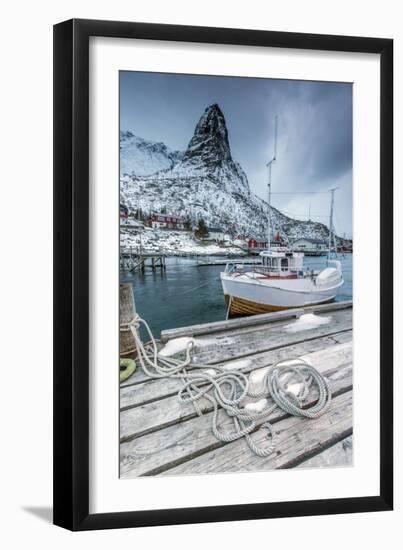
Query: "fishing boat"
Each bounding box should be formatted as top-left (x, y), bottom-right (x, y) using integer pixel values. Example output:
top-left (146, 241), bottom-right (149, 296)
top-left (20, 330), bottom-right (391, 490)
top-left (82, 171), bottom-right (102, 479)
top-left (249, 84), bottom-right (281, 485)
top-left (220, 117), bottom-right (344, 316)
top-left (221, 250), bottom-right (343, 315)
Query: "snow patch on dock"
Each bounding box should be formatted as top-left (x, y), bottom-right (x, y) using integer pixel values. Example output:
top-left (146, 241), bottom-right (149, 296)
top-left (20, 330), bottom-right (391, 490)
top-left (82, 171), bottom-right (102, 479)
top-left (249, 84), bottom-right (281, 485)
top-left (159, 336), bottom-right (229, 357)
top-left (158, 337), bottom-right (194, 357)
top-left (284, 313), bottom-right (330, 333)
top-left (221, 359), bottom-right (251, 371)
top-left (244, 399), bottom-right (269, 412)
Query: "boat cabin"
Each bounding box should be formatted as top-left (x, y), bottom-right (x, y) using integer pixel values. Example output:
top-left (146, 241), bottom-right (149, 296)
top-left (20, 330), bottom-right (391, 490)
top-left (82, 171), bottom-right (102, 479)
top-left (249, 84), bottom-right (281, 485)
top-left (260, 249), bottom-right (304, 275)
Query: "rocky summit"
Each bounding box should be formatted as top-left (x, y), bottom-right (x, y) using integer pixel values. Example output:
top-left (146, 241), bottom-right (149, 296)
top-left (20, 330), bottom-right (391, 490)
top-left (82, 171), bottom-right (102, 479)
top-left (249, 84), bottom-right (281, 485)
top-left (181, 104), bottom-right (233, 168)
top-left (120, 104), bottom-right (330, 242)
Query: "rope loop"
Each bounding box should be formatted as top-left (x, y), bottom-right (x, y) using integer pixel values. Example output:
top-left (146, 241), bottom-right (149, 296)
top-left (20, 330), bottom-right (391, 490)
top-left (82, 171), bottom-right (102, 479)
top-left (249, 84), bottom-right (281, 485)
top-left (265, 358), bottom-right (332, 419)
top-left (125, 314), bottom-right (332, 458)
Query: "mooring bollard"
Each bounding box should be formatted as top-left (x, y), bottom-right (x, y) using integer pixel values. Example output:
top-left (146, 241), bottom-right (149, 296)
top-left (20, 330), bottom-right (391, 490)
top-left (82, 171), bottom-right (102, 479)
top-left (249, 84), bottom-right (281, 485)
top-left (120, 282), bottom-right (137, 356)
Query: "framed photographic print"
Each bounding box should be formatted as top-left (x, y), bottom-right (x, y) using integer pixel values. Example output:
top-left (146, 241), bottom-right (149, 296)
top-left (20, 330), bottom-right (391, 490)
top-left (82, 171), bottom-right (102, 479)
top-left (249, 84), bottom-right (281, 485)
top-left (53, 19), bottom-right (393, 530)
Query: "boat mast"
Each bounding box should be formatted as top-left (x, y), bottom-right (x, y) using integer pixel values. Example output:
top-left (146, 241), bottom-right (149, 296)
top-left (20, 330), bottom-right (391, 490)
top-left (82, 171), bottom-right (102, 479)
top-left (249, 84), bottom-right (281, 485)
top-left (328, 187), bottom-right (337, 259)
top-left (266, 116), bottom-right (278, 249)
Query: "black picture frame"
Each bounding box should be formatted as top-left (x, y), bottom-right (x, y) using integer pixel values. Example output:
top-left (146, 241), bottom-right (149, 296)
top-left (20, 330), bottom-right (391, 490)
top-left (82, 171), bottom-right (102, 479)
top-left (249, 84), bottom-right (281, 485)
top-left (53, 18), bottom-right (393, 531)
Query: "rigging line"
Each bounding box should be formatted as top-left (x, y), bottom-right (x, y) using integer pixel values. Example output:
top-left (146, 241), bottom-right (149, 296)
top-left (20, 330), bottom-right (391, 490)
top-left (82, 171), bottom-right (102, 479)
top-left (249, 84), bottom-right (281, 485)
top-left (334, 208), bottom-right (343, 237)
top-left (181, 280), bottom-right (214, 295)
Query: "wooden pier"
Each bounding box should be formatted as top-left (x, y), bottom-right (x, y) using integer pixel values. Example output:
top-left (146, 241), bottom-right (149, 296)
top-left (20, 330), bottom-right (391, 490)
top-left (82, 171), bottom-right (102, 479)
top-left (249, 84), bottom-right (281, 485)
top-left (120, 300), bottom-right (353, 477)
top-left (120, 249), bottom-right (166, 272)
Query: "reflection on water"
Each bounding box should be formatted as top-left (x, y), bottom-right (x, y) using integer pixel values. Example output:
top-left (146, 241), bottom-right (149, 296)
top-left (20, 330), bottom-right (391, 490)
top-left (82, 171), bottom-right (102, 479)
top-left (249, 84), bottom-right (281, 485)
top-left (120, 254), bottom-right (353, 338)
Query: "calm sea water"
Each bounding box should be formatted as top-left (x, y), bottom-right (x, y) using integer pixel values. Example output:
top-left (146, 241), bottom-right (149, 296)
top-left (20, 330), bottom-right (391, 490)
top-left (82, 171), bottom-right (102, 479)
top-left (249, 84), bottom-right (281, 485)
top-left (121, 254), bottom-right (353, 338)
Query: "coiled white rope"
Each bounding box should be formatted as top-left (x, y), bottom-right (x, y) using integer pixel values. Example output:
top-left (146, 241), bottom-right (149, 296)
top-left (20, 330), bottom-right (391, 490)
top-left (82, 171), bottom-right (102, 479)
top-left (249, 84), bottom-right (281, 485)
top-left (125, 314), bottom-right (332, 458)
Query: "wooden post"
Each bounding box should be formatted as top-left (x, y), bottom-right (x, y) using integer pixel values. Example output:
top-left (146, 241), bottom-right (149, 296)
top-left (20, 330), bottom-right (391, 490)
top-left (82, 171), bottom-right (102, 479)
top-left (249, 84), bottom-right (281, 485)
top-left (120, 282), bottom-right (137, 356)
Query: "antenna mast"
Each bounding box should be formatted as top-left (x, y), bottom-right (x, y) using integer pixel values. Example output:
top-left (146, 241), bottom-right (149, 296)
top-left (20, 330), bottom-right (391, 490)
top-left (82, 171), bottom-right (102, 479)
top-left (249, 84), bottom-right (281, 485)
top-left (267, 116), bottom-right (278, 249)
top-left (328, 188), bottom-right (337, 259)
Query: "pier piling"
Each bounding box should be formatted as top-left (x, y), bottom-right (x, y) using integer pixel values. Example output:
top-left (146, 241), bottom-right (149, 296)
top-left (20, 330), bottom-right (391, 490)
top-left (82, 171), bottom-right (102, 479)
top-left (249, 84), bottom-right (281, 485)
top-left (119, 283), bottom-right (136, 356)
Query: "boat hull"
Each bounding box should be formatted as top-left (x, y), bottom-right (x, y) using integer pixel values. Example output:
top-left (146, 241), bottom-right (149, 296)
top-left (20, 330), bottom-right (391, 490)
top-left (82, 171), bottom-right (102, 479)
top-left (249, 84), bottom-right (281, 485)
top-left (224, 293), bottom-right (334, 316)
top-left (221, 271), bottom-right (342, 316)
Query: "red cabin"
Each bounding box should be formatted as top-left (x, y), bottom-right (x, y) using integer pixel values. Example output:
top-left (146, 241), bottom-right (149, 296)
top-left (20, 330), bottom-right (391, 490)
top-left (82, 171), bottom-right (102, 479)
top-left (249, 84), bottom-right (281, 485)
top-left (248, 239), bottom-right (268, 249)
top-left (151, 213), bottom-right (184, 230)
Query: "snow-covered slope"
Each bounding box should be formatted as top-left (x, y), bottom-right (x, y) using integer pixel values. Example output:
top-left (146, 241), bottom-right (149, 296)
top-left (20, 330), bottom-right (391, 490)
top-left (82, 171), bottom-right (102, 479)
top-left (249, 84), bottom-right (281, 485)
top-left (120, 228), bottom-right (245, 256)
top-left (120, 104), bottom-right (330, 242)
top-left (120, 131), bottom-right (183, 176)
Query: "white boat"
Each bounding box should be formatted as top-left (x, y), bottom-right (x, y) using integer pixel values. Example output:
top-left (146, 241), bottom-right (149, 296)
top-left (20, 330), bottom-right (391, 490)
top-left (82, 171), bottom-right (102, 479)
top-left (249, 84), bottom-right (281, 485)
top-left (220, 116), bottom-right (344, 316)
top-left (220, 247), bottom-right (344, 315)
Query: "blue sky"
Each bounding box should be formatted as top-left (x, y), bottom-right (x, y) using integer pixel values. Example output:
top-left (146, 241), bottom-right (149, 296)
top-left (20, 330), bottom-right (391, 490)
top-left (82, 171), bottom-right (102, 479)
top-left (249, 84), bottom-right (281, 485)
top-left (120, 71), bottom-right (352, 238)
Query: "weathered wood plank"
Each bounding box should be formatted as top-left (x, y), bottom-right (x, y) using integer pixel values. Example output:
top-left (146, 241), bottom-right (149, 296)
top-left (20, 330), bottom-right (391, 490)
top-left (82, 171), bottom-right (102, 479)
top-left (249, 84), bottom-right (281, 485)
top-left (120, 343), bottom-right (352, 475)
top-left (120, 331), bottom-right (352, 410)
top-left (162, 390), bottom-right (352, 475)
top-left (189, 308), bottom-right (352, 365)
top-left (161, 301), bottom-right (352, 342)
top-left (296, 435), bottom-right (353, 469)
top-left (120, 342), bottom-right (351, 442)
top-left (120, 308), bottom-right (352, 388)
top-left (121, 367), bottom-right (352, 477)
top-left (193, 305), bottom-right (349, 342)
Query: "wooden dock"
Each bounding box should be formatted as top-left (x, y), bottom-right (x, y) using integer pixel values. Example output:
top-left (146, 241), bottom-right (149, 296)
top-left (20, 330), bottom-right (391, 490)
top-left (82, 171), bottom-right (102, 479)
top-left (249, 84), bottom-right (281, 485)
top-left (120, 300), bottom-right (353, 477)
top-left (120, 249), bottom-right (166, 272)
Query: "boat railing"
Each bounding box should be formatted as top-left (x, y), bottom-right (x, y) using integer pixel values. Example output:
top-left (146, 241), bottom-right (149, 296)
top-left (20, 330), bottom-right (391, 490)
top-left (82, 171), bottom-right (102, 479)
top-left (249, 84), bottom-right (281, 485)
top-left (254, 265), bottom-right (285, 274)
top-left (225, 263), bottom-right (308, 277)
top-left (253, 265), bottom-right (307, 276)
top-left (225, 261), bottom-right (321, 278)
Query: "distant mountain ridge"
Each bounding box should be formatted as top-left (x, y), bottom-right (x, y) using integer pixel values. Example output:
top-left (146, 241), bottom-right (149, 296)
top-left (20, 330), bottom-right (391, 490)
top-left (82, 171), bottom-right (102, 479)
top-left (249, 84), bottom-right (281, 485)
top-left (120, 131), bottom-right (183, 176)
top-left (120, 104), bottom-right (330, 242)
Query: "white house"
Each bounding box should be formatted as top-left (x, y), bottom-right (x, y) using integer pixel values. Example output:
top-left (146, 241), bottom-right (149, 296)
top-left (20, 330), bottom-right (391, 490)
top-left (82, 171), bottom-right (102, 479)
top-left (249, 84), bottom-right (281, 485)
top-left (292, 238), bottom-right (328, 256)
top-left (205, 227), bottom-right (229, 242)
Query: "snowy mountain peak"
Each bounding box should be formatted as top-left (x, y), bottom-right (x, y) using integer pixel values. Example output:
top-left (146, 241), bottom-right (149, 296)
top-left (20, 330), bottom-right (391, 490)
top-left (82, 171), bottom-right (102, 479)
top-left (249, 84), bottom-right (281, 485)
top-left (120, 104), bottom-right (332, 243)
top-left (170, 104), bottom-right (250, 197)
top-left (182, 103), bottom-right (232, 168)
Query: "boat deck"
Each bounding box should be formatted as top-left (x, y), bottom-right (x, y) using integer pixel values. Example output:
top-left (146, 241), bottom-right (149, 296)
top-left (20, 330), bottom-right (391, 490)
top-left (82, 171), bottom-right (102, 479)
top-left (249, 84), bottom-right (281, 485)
top-left (120, 300), bottom-right (353, 477)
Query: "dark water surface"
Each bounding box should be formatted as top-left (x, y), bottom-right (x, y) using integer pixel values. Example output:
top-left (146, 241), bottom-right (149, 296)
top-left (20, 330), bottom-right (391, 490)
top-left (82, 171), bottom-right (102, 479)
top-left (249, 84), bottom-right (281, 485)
top-left (121, 254), bottom-right (353, 338)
